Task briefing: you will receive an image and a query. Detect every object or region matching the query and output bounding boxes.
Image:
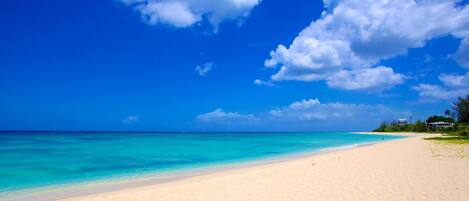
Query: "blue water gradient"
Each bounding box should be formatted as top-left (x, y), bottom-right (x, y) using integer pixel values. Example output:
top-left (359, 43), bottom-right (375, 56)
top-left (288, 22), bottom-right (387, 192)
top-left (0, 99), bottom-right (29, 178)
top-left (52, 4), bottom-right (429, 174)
top-left (0, 132), bottom-right (402, 192)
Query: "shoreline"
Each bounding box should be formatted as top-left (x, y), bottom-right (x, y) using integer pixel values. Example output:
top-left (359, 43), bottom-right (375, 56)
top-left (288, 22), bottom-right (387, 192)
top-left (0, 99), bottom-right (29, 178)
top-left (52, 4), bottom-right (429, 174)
top-left (0, 133), bottom-right (408, 201)
top-left (57, 132), bottom-right (469, 201)
top-left (352, 131), bottom-right (421, 136)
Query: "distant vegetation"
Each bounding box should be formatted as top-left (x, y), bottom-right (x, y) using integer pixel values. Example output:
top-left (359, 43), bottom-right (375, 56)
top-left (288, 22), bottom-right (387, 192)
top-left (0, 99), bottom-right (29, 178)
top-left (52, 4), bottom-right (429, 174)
top-left (373, 95), bottom-right (469, 136)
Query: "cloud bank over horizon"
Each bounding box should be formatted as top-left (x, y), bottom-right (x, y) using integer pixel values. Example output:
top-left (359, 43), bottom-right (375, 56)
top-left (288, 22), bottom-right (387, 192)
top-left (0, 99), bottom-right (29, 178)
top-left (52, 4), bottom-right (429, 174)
top-left (264, 0), bottom-right (469, 92)
top-left (195, 98), bottom-right (410, 131)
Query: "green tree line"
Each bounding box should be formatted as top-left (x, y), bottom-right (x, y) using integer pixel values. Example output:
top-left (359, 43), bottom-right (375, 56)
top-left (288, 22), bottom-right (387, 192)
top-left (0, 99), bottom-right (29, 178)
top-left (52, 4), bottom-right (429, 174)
top-left (373, 95), bottom-right (469, 135)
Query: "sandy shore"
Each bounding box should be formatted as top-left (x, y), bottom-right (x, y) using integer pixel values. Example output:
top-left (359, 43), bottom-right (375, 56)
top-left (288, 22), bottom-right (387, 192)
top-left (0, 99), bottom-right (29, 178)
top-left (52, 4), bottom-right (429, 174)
top-left (353, 131), bottom-right (421, 136)
top-left (52, 134), bottom-right (469, 201)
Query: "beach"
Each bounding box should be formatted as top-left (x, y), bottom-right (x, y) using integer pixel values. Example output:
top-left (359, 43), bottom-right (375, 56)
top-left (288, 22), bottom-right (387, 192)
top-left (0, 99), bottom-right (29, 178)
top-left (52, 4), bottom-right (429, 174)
top-left (4, 0), bottom-right (469, 200)
top-left (52, 133), bottom-right (468, 201)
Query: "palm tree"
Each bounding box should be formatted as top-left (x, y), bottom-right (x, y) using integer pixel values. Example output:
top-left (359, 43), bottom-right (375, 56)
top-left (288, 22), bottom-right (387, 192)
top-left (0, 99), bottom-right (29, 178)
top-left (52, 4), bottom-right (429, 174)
top-left (444, 109), bottom-right (450, 117)
top-left (454, 95), bottom-right (469, 123)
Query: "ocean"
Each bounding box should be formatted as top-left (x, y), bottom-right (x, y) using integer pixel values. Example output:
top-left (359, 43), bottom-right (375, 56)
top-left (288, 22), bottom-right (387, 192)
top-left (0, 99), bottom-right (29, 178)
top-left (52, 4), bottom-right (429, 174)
top-left (0, 131), bottom-right (402, 192)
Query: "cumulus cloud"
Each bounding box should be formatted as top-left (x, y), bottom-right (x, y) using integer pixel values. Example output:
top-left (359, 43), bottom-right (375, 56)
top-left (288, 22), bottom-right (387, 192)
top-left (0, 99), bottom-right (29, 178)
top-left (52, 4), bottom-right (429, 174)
top-left (439, 73), bottom-right (469, 88)
top-left (135, 1), bottom-right (200, 28)
top-left (123, 115), bottom-right (140, 124)
top-left (414, 72), bottom-right (469, 101)
top-left (196, 108), bottom-right (257, 122)
top-left (268, 98), bottom-right (395, 120)
top-left (195, 62), bottom-right (213, 76)
top-left (121, 0), bottom-right (261, 30)
top-left (326, 67), bottom-right (403, 91)
top-left (195, 99), bottom-right (409, 131)
top-left (264, 0), bottom-right (469, 91)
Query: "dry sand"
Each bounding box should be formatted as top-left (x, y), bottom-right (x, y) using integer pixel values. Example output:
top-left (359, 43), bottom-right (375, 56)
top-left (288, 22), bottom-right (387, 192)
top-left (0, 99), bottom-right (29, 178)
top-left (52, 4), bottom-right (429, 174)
top-left (59, 134), bottom-right (469, 201)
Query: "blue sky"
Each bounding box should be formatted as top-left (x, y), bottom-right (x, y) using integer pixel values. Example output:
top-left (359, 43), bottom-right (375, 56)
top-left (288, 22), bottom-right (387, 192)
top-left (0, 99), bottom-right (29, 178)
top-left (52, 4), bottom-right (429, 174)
top-left (1, 0), bottom-right (468, 131)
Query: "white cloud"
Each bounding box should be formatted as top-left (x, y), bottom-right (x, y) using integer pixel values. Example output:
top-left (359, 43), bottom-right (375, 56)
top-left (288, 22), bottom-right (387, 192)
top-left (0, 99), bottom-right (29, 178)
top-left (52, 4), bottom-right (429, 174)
top-left (439, 73), bottom-right (469, 88)
top-left (123, 115), bottom-right (140, 124)
top-left (264, 0), bottom-right (469, 91)
top-left (136, 1), bottom-right (200, 28)
top-left (326, 66), bottom-right (403, 91)
top-left (195, 99), bottom-right (409, 131)
top-left (121, 0), bottom-right (261, 30)
top-left (414, 72), bottom-right (469, 101)
top-left (413, 84), bottom-right (469, 101)
top-left (454, 37), bottom-right (469, 68)
top-left (195, 109), bottom-right (259, 131)
top-left (268, 98), bottom-right (395, 120)
top-left (196, 108), bottom-right (257, 122)
top-left (195, 62), bottom-right (213, 76)
top-left (253, 79), bottom-right (274, 87)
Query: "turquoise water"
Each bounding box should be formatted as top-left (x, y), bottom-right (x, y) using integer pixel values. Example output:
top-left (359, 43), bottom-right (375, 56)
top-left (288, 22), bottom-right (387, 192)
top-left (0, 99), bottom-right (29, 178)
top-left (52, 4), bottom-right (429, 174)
top-left (0, 131), bottom-right (402, 192)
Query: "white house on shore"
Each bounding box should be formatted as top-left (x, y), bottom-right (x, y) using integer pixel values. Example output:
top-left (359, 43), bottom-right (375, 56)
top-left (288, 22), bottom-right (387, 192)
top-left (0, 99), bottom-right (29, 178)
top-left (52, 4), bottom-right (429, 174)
top-left (397, 119), bottom-right (407, 126)
top-left (426, 121), bottom-right (455, 128)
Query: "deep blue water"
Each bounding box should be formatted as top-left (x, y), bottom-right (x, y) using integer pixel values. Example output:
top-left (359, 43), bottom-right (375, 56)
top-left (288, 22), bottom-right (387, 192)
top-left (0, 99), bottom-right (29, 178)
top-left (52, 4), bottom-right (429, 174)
top-left (0, 131), bottom-right (402, 192)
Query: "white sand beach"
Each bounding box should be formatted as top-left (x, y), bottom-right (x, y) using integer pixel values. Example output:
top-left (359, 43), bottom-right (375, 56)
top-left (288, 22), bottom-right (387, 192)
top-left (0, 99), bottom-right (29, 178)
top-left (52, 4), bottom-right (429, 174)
top-left (57, 134), bottom-right (469, 201)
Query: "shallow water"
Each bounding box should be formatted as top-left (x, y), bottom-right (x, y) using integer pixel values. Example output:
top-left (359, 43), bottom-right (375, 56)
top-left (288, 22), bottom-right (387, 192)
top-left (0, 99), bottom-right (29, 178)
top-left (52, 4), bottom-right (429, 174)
top-left (0, 131), bottom-right (402, 192)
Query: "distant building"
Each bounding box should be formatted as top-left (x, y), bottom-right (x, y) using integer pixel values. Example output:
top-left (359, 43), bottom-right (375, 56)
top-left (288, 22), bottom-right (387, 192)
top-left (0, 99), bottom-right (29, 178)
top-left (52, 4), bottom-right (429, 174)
top-left (426, 121), bottom-right (455, 128)
top-left (397, 119), bottom-right (407, 126)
